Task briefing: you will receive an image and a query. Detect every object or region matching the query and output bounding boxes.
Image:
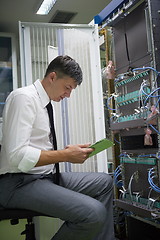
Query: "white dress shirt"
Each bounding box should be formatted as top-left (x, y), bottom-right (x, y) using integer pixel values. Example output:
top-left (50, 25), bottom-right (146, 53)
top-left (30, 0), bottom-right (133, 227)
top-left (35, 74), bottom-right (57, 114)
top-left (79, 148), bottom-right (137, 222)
top-left (0, 79), bottom-right (55, 174)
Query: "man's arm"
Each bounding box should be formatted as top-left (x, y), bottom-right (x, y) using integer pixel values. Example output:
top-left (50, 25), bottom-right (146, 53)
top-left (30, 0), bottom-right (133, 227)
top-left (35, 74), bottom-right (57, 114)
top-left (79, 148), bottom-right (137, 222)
top-left (36, 144), bottom-right (94, 167)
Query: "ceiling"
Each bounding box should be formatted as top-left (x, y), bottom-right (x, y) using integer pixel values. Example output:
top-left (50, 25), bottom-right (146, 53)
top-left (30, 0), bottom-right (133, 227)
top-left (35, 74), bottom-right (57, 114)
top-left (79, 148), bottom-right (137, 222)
top-left (0, 0), bottom-right (111, 37)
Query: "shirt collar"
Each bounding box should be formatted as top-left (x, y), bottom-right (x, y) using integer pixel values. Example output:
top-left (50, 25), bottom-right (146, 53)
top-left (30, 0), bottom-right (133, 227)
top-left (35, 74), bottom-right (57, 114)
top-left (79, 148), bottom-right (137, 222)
top-left (34, 79), bottom-right (50, 108)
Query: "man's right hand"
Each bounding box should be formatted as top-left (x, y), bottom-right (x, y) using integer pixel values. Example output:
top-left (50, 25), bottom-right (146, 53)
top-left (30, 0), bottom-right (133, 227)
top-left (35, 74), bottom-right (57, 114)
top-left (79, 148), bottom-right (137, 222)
top-left (65, 144), bottom-right (94, 164)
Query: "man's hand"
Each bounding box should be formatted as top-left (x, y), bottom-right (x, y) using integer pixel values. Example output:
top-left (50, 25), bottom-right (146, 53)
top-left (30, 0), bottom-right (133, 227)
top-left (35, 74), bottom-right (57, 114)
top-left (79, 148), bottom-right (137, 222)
top-left (65, 143), bottom-right (94, 164)
top-left (37, 143), bottom-right (94, 167)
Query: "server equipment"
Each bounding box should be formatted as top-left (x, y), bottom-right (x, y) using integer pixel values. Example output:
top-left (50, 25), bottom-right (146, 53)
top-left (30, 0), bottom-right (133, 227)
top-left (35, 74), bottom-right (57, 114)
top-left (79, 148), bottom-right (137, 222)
top-left (95, 0), bottom-right (160, 238)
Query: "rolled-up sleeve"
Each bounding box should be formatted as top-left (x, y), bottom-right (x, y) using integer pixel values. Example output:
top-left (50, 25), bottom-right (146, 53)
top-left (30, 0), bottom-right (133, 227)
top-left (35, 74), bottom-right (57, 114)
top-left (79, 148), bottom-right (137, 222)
top-left (18, 146), bottom-right (41, 172)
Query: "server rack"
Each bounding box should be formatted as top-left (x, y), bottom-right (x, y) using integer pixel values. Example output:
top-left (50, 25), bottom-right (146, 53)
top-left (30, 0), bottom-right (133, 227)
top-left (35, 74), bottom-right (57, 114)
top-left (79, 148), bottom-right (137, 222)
top-left (95, 0), bottom-right (160, 238)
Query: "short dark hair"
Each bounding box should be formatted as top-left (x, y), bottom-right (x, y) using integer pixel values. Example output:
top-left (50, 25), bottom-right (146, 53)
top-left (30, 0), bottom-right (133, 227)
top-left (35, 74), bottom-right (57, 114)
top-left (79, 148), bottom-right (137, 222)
top-left (45, 55), bottom-right (83, 85)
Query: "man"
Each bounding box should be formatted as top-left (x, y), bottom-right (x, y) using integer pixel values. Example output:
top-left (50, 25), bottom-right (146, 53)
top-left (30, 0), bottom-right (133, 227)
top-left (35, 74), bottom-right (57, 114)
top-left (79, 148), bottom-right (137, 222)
top-left (0, 55), bottom-right (115, 240)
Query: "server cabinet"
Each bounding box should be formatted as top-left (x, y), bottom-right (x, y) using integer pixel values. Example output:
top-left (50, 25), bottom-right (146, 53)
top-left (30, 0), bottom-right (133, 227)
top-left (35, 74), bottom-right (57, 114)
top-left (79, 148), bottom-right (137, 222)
top-left (95, 0), bottom-right (160, 238)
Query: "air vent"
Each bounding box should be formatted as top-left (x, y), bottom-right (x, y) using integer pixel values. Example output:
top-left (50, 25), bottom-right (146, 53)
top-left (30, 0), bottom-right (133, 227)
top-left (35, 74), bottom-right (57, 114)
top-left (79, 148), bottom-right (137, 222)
top-left (50, 10), bottom-right (77, 23)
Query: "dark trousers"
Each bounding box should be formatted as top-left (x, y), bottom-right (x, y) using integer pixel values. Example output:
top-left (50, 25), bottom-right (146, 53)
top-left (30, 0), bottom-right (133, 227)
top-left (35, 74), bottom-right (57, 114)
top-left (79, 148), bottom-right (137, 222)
top-left (0, 172), bottom-right (115, 240)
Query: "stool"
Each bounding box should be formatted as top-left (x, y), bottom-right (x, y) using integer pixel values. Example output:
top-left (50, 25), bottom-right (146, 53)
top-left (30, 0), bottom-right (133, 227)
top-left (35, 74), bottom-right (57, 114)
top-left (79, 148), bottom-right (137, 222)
top-left (0, 208), bottom-right (46, 240)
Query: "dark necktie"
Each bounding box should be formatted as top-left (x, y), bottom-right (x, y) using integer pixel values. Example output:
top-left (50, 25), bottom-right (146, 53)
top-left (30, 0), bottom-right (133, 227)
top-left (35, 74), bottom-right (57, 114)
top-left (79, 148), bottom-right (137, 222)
top-left (46, 102), bottom-right (60, 185)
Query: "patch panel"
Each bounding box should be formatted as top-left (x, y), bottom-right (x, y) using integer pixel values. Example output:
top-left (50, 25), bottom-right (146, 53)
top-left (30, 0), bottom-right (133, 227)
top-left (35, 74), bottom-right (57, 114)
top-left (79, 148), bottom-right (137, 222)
top-left (115, 70), bottom-right (150, 87)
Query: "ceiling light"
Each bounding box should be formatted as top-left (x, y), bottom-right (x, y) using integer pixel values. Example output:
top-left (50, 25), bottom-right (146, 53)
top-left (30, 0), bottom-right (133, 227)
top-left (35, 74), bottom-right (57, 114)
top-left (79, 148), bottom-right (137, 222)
top-left (36, 0), bottom-right (57, 15)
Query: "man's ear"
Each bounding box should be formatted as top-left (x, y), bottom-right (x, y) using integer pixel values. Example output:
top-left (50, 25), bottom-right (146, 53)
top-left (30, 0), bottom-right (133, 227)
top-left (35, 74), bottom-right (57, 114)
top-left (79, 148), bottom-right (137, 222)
top-left (49, 72), bottom-right (57, 83)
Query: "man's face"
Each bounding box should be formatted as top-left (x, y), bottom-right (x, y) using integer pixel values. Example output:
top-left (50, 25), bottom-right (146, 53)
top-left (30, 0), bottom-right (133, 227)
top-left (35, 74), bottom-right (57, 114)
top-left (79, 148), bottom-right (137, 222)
top-left (49, 73), bottom-right (77, 102)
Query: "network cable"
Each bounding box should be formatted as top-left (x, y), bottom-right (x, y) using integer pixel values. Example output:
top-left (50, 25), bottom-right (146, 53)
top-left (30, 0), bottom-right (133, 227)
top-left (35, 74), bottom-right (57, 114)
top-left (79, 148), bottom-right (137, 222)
top-left (114, 165), bottom-right (123, 188)
top-left (143, 87), bottom-right (160, 107)
top-left (106, 95), bottom-right (116, 111)
top-left (114, 138), bottom-right (120, 144)
top-left (139, 80), bottom-right (160, 110)
top-left (149, 123), bottom-right (160, 135)
top-left (137, 154), bottom-right (156, 158)
top-left (148, 167), bottom-right (160, 193)
top-left (132, 67), bottom-right (160, 75)
top-left (139, 80), bottom-right (150, 109)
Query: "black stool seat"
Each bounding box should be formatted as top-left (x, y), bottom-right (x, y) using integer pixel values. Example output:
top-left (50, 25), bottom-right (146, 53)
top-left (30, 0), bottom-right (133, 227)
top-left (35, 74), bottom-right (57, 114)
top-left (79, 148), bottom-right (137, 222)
top-left (0, 208), bottom-right (48, 240)
top-left (0, 208), bottom-right (45, 220)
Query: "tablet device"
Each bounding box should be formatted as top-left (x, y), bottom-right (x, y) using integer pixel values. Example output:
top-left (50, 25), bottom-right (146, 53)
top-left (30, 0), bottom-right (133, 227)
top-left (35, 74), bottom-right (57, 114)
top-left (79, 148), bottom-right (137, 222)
top-left (89, 138), bottom-right (114, 157)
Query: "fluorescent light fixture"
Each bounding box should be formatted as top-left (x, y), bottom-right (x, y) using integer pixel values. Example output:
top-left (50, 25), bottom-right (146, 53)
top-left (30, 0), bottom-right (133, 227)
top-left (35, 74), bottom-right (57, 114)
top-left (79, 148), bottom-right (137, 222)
top-left (36, 0), bottom-right (57, 15)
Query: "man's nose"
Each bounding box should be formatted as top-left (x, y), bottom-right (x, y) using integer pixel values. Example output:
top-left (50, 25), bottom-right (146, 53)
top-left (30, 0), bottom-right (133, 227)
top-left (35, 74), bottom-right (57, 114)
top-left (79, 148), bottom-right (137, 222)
top-left (65, 89), bottom-right (72, 98)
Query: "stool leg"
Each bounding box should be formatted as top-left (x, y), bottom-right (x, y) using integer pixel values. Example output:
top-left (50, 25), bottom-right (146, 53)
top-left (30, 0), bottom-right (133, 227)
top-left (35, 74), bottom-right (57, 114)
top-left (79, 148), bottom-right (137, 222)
top-left (21, 218), bottom-right (36, 240)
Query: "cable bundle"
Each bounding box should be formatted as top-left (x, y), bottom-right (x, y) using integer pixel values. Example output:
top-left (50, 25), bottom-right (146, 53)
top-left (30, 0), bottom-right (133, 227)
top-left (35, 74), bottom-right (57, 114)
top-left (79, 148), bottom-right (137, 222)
top-left (114, 165), bottom-right (123, 188)
top-left (148, 167), bottom-right (160, 193)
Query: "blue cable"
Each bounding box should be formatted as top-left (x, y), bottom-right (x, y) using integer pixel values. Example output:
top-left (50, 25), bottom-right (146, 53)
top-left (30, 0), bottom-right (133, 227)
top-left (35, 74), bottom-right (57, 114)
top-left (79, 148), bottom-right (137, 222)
top-left (143, 87), bottom-right (160, 107)
top-left (114, 165), bottom-right (123, 188)
top-left (138, 154), bottom-right (156, 157)
top-left (141, 88), bottom-right (160, 98)
top-left (149, 124), bottom-right (160, 135)
top-left (114, 138), bottom-right (120, 144)
top-left (114, 169), bottom-right (121, 178)
top-left (119, 153), bottom-right (127, 157)
top-left (114, 166), bottom-right (121, 175)
top-left (134, 67), bottom-right (160, 107)
top-left (132, 67), bottom-right (160, 75)
top-left (106, 96), bottom-right (116, 111)
top-left (114, 168), bottom-right (121, 179)
top-left (148, 178), bottom-right (160, 192)
top-left (141, 88), bottom-right (149, 96)
top-left (148, 168), bottom-right (160, 193)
